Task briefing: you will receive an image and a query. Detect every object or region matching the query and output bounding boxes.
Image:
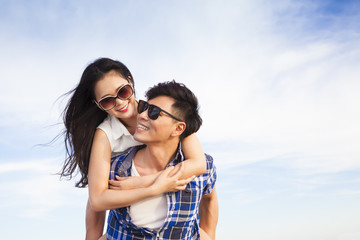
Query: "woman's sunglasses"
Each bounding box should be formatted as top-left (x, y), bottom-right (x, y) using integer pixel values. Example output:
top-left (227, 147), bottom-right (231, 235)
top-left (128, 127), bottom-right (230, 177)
top-left (95, 84), bottom-right (134, 111)
top-left (137, 100), bottom-right (183, 122)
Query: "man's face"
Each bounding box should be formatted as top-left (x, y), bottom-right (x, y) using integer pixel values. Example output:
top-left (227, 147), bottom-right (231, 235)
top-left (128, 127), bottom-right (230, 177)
top-left (134, 96), bottom-right (181, 144)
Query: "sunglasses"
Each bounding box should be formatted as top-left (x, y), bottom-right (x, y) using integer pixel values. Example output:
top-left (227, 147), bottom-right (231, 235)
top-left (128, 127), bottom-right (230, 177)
top-left (95, 84), bottom-right (134, 111)
top-left (137, 100), bottom-right (183, 122)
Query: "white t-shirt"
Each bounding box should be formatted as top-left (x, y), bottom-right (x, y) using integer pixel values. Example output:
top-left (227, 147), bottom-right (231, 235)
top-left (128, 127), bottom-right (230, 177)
top-left (97, 115), bottom-right (142, 157)
top-left (129, 161), bottom-right (168, 229)
top-left (97, 115), bottom-right (167, 229)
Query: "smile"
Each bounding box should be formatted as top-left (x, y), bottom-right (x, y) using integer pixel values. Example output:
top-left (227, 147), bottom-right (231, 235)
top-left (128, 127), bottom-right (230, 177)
top-left (137, 124), bottom-right (149, 130)
top-left (118, 103), bottom-right (129, 112)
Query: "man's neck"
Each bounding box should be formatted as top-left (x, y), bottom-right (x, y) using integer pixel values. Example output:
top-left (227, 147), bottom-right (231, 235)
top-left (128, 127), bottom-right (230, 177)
top-left (133, 139), bottom-right (180, 175)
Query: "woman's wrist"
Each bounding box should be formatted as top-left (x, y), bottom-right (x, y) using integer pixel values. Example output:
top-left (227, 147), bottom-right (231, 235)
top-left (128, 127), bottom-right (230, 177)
top-left (148, 183), bottom-right (162, 196)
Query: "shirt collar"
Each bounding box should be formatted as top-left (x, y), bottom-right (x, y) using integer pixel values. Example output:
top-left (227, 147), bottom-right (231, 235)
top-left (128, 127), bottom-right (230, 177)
top-left (168, 142), bottom-right (184, 167)
top-left (109, 115), bottom-right (132, 139)
top-left (118, 142), bottom-right (184, 177)
top-left (117, 145), bottom-right (145, 177)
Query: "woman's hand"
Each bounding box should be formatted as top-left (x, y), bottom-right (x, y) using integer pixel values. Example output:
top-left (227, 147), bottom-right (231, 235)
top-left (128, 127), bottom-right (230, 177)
top-left (108, 162), bottom-right (195, 193)
top-left (109, 171), bottom-right (162, 190)
top-left (109, 176), bottom-right (144, 190)
top-left (151, 162), bottom-right (195, 195)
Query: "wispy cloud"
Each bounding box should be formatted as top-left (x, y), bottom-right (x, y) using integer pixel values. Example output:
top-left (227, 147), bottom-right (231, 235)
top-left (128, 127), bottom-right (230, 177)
top-left (0, 158), bottom-right (87, 219)
top-left (0, 159), bottom-right (56, 173)
top-left (338, 232), bottom-right (360, 240)
top-left (1, 1), bottom-right (360, 239)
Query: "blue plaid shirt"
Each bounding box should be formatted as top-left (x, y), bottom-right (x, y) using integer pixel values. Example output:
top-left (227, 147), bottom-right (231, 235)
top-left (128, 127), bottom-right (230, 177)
top-left (106, 145), bottom-right (216, 240)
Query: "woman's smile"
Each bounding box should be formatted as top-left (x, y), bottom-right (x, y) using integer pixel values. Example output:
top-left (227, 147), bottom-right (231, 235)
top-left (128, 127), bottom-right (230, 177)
top-left (118, 103), bottom-right (129, 112)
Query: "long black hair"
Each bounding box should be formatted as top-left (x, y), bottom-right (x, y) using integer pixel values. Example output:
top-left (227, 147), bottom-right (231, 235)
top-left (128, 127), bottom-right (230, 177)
top-left (60, 58), bottom-right (134, 187)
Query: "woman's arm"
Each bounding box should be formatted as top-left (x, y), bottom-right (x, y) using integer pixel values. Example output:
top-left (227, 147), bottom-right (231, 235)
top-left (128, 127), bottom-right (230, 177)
top-left (85, 129), bottom-right (111, 240)
top-left (88, 129), bottom-right (154, 211)
top-left (86, 129), bottom-right (154, 239)
top-left (181, 133), bottom-right (206, 177)
top-left (109, 173), bottom-right (161, 190)
top-left (109, 133), bottom-right (206, 190)
top-left (88, 129), bottom-right (192, 211)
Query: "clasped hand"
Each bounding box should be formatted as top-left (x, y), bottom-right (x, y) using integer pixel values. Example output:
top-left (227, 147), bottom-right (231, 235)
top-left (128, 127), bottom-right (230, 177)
top-left (108, 162), bottom-right (195, 194)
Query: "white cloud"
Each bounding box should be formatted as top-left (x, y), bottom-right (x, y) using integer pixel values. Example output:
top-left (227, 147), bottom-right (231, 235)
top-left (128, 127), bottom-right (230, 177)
top-left (338, 232), bottom-right (360, 240)
top-left (0, 159), bottom-right (56, 173)
top-left (1, 1), bottom-right (360, 238)
top-left (0, 2), bottom-right (358, 216)
top-left (191, 34), bottom-right (360, 176)
top-left (0, 158), bottom-right (87, 219)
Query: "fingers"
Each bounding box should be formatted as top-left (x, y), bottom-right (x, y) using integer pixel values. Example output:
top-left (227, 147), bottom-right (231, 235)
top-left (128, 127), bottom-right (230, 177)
top-left (109, 176), bottom-right (127, 190)
top-left (172, 175), bottom-right (195, 191)
top-left (153, 165), bottom-right (196, 193)
top-left (175, 185), bottom-right (187, 191)
top-left (109, 176), bottom-right (128, 189)
top-left (171, 162), bottom-right (184, 179)
top-left (185, 175), bottom-right (196, 183)
top-left (168, 163), bottom-right (180, 177)
top-left (176, 175), bottom-right (195, 185)
top-left (174, 182), bottom-right (188, 191)
top-left (167, 184), bottom-right (187, 192)
top-left (115, 176), bottom-right (127, 181)
top-left (108, 180), bottom-right (121, 190)
top-left (162, 165), bottom-right (175, 176)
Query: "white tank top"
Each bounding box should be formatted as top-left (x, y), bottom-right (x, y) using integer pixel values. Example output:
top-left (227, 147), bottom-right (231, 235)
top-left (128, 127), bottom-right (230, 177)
top-left (129, 161), bottom-right (168, 229)
top-left (97, 115), bottom-right (142, 157)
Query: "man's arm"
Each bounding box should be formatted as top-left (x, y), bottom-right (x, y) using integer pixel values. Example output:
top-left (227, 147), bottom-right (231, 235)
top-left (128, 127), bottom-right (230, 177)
top-left (199, 187), bottom-right (218, 240)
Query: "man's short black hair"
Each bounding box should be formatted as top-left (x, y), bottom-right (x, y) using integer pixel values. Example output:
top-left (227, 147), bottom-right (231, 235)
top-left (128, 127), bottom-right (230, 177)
top-left (145, 80), bottom-right (202, 139)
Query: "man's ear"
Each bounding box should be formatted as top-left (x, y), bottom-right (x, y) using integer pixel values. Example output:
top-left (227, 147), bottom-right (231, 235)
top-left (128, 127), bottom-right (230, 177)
top-left (171, 122), bottom-right (186, 137)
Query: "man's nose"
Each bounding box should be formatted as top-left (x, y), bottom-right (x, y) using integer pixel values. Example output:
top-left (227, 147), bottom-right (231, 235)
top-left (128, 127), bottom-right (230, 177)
top-left (137, 108), bottom-right (149, 120)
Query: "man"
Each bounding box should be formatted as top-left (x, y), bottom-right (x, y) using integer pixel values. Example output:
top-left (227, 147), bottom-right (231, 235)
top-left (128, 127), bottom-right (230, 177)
top-left (106, 81), bottom-right (218, 239)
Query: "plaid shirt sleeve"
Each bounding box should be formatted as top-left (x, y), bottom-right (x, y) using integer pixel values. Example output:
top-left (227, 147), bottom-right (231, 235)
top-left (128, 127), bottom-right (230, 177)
top-left (203, 153), bottom-right (217, 195)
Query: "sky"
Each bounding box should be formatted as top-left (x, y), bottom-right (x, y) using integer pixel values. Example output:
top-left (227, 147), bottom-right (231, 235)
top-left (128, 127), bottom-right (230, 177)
top-left (1, 0), bottom-right (360, 239)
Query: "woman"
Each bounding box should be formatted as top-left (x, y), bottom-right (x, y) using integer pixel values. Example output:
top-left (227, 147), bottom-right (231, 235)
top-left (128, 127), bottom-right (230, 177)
top-left (60, 58), bottom-right (207, 239)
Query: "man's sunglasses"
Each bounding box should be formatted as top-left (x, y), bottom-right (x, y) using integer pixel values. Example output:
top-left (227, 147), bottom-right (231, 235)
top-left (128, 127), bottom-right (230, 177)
top-left (137, 100), bottom-right (183, 122)
top-left (95, 84), bottom-right (134, 111)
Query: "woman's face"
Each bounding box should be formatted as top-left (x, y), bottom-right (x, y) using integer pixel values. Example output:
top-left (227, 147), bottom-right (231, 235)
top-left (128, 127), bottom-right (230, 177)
top-left (94, 70), bottom-right (137, 120)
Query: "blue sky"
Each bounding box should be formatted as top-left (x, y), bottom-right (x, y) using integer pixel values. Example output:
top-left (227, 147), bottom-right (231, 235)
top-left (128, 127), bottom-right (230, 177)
top-left (1, 0), bottom-right (360, 239)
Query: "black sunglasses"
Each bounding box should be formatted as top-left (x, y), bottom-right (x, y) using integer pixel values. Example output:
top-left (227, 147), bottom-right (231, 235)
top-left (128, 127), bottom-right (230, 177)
top-left (137, 100), bottom-right (183, 122)
top-left (95, 84), bottom-right (134, 111)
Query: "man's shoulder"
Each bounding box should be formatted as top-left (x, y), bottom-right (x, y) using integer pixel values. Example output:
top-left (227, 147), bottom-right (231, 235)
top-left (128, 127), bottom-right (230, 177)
top-left (201, 153), bottom-right (217, 195)
top-left (111, 144), bottom-right (146, 160)
top-left (204, 153), bottom-right (214, 161)
top-left (204, 153), bottom-right (215, 169)
top-left (110, 145), bottom-right (146, 179)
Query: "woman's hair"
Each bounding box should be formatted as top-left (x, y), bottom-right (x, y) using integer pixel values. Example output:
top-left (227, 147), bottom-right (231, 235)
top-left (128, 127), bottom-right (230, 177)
top-left (60, 57), bottom-right (134, 188)
top-left (145, 80), bottom-right (202, 140)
